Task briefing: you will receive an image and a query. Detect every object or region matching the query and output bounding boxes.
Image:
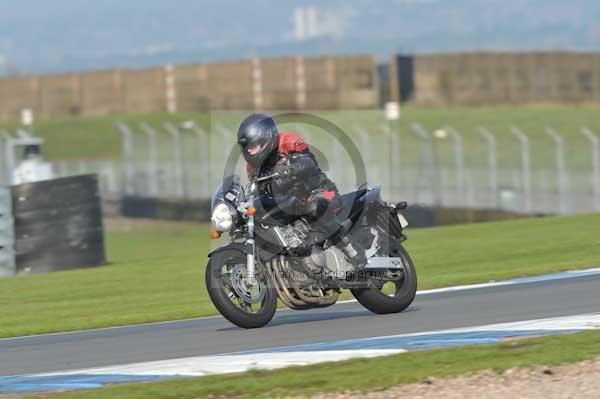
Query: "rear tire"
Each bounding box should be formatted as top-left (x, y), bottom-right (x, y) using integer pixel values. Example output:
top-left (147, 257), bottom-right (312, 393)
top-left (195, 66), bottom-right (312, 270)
top-left (206, 249), bottom-right (277, 328)
top-left (351, 244), bottom-right (417, 314)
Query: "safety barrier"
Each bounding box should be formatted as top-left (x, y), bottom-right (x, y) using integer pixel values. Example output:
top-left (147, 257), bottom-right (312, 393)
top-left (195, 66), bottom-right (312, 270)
top-left (10, 174), bottom-right (106, 275)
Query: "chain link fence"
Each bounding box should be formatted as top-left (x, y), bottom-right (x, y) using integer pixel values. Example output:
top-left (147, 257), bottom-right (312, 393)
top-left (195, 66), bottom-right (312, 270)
top-left (41, 118), bottom-right (600, 217)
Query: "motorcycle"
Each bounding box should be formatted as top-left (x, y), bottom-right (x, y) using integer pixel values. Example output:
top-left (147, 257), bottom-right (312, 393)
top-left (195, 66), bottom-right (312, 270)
top-left (206, 173), bottom-right (417, 328)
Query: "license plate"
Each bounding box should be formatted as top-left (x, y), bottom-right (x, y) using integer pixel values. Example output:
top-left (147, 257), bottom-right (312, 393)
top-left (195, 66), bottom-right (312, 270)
top-left (397, 213), bottom-right (408, 228)
top-left (365, 256), bottom-right (404, 269)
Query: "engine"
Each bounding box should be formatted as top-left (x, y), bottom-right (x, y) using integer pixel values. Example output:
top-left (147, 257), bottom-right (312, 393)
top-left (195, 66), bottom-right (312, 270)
top-left (273, 220), bottom-right (378, 284)
top-left (272, 219), bottom-right (312, 250)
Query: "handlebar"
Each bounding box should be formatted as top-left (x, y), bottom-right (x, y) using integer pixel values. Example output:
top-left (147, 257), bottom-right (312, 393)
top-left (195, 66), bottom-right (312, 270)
top-left (255, 173), bottom-right (280, 183)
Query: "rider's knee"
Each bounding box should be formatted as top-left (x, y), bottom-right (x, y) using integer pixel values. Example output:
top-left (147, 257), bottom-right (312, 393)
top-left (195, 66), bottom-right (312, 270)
top-left (305, 198), bottom-right (331, 220)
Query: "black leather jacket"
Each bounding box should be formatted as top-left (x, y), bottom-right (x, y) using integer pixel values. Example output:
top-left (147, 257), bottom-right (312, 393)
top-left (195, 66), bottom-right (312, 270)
top-left (255, 149), bottom-right (337, 201)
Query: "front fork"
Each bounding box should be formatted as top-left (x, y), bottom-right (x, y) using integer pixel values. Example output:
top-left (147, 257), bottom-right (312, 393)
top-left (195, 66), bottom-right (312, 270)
top-left (246, 195), bottom-right (257, 285)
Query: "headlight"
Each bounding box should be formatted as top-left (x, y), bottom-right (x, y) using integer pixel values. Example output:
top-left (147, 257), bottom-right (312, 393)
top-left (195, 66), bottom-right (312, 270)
top-left (211, 202), bottom-right (235, 231)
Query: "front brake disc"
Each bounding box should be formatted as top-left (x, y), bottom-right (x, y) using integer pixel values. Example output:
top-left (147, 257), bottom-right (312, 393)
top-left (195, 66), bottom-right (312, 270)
top-left (229, 264), bottom-right (266, 304)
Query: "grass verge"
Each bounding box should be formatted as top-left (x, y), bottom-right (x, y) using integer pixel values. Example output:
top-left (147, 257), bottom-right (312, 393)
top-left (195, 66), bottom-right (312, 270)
top-left (0, 213), bottom-right (598, 338)
top-left (28, 330), bottom-right (600, 399)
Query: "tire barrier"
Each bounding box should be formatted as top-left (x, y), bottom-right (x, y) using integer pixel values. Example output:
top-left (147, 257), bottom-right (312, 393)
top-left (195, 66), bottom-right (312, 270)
top-left (11, 174), bottom-right (106, 275)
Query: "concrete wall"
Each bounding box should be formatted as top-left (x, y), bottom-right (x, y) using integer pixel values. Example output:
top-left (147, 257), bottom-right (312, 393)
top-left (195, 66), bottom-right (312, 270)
top-left (80, 70), bottom-right (124, 116)
top-left (0, 55), bottom-right (380, 121)
top-left (390, 51), bottom-right (600, 106)
top-left (0, 77), bottom-right (39, 121)
top-left (122, 68), bottom-right (166, 115)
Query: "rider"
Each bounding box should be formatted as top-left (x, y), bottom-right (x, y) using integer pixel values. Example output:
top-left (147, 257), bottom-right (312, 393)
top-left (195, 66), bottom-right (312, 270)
top-left (237, 113), bottom-right (366, 267)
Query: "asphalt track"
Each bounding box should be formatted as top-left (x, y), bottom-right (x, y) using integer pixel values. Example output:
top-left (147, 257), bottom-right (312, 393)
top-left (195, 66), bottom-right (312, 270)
top-left (2, 270), bottom-right (600, 378)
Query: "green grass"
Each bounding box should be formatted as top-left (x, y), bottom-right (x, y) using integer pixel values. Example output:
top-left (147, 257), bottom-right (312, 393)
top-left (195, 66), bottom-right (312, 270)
top-left (0, 221), bottom-right (213, 338)
top-left (29, 330), bottom-right (600, 399)
top-left (407, 213), bottom-right (600, 288)
top-left (0, 213), bottom-right (598, 339)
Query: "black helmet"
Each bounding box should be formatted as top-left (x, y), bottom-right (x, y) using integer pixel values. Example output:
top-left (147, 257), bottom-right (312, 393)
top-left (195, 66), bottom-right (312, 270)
top-left (237, 113), bottom-right (279, 167)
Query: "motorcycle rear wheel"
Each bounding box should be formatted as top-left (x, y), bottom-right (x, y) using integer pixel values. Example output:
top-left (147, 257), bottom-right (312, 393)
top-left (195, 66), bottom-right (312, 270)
top-left (350, 244), bottom-right (417, 314)
top-left (206, 249), bottom-right (277, 328)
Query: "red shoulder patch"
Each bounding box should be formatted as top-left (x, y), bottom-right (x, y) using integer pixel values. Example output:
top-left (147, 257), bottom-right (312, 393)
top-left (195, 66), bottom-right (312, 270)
top-left (278, 132), bottom-right (309, 154)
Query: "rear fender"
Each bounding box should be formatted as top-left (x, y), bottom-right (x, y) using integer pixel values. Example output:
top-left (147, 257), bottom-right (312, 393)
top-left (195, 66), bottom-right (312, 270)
top-left (350, 186), bottom-right (383, 220)
top-left (362, 186), bottom-right (384, 206)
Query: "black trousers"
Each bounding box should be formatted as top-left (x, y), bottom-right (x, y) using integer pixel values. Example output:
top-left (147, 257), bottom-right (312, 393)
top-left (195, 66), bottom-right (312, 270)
top-left (301, 190), bottom-right (342, 240)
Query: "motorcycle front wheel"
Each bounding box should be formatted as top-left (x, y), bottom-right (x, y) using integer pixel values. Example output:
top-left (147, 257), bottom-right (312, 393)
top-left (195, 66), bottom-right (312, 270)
top-left (350, 244), bottom-right (417, 314)
top-left (206, 249), bottom-right (277, 328)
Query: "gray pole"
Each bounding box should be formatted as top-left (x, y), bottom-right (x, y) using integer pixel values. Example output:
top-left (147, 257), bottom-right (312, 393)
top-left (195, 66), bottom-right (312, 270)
top-left (478, 127), bottom-right (498, 209)
top-left (0, 131), bottom-right (11, 184)
top-left (103, 161), bottom-right (118, 198)
top-left (114, 121), bottom-right (136, 196)
top-left (0, 185), bottom-right (15, 277)
top-left (189, 122), bottom-right (210, 198)
top-left (581, 127), bottom-right (600, 212)
top-left (410, 123), bottom-right (441, 206)
top-left (353, 124), bottom-right (372, 168)
top-left (139, 122), bottom-right (159, 198)
top-left (545, 127), bottom-right (568, 215)
top-left (164, 122), bottom-right (186, 199)
top-left (215, 123), bottom-right (234, 164)
top-left (351, 125), bottom-right (369, 184)
top-left (446, 126), bottom-right (465, 206)
top-left (328, 128), bottom-right (344, 189)
top-left (510, 127), bottom-right (532, 213)
top-left (381, 122), bottom-right (401, 200)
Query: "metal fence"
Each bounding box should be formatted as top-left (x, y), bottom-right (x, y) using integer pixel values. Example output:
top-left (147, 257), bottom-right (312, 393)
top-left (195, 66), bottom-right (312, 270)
top-left (0, 186), bottom-right (15, 276)
top-left (44, 120), bottom-right (600, 216)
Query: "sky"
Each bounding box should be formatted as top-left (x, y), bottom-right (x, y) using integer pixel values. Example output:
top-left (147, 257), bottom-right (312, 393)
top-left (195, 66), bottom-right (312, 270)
top-left (0, 0), bottom-right (598, 75)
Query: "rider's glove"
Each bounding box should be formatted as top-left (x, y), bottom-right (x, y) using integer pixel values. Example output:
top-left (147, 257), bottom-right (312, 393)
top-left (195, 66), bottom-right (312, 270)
top-left (274, 163), bottom-right (301, 177)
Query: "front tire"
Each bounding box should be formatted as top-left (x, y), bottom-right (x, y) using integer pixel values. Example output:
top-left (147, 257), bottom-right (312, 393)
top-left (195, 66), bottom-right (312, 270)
top-left (351, 244), bottom-right (417, 314)
top-left (206, 249), bottom-right (277, 328)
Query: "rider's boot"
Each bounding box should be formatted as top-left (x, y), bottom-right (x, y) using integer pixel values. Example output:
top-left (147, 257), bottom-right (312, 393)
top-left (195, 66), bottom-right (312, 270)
top-left (336, 233), bottom-right (367, 268)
